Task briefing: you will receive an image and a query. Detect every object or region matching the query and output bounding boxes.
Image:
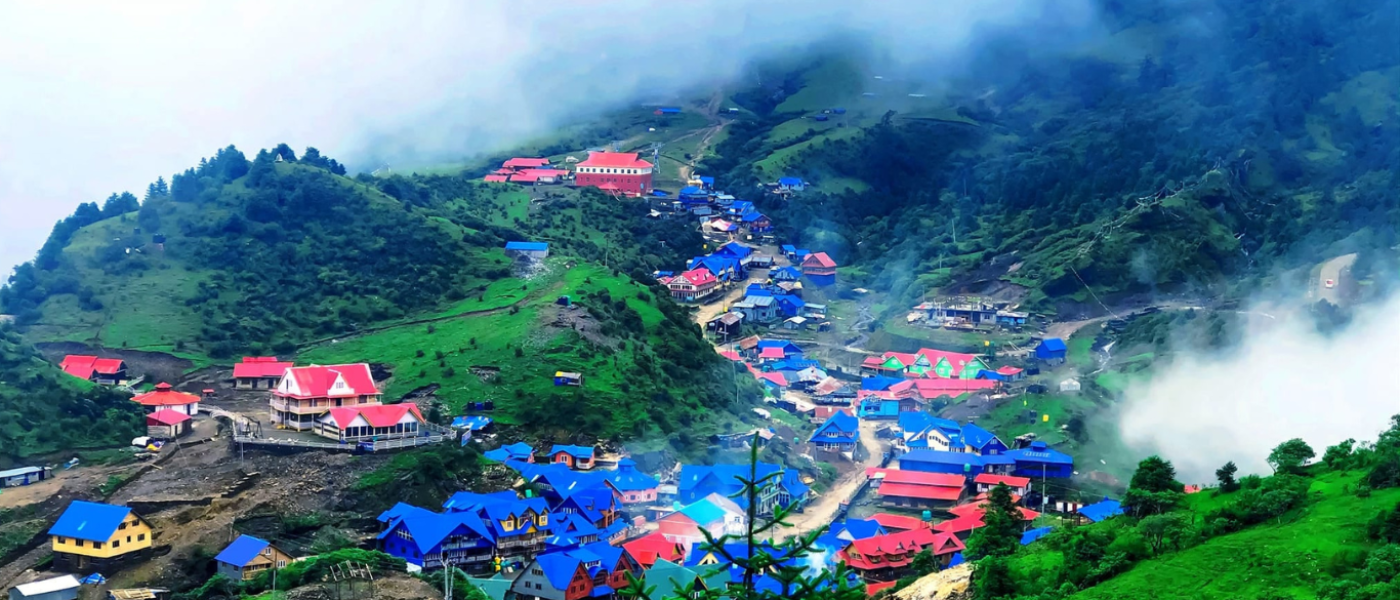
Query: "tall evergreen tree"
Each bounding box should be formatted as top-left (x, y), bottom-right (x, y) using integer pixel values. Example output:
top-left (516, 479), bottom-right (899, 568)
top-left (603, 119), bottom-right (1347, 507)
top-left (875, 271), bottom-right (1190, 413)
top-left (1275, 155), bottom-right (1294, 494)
top-left (967, 483), bottom-right (1024, 560)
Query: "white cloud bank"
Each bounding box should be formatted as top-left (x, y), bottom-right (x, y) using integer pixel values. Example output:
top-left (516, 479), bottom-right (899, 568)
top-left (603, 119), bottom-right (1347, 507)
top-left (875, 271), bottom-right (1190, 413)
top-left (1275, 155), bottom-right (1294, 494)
top-left (0, 0), bottom-right (1100, 275)
top-left (1119, 297), bottom-right (1400, 480)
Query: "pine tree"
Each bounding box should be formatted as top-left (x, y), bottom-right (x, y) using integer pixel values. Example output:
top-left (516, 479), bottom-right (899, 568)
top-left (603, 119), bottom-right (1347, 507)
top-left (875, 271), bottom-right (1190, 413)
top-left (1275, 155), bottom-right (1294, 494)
top-left (966, 484), bottom-right (1023, 560)
top-left (1216, 461), bottom-right (1239, 493)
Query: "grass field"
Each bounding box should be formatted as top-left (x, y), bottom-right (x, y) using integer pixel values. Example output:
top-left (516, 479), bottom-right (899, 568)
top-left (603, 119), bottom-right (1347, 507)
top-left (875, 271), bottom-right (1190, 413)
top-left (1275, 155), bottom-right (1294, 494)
top-left (1072, 471), bottom-right (1400, 599)
top-left (753, 126), bottom-right (863, 180)
top-left (775, 60), bottom-right (866, 114)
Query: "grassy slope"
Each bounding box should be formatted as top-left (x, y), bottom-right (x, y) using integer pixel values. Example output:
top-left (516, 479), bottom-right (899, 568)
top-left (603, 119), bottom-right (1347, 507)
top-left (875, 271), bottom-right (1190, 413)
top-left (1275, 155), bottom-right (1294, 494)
top-left (1072, 471), bottom-right (1400, 599)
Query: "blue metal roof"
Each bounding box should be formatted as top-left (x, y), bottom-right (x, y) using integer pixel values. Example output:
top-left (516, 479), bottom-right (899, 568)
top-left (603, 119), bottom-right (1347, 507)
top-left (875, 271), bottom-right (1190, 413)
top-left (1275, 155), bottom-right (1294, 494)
top-left (900, 449), bottom-right (984, 467)
top-left (504, 241), bottom-right (549, 252)
top-left (781, 245), bottom-right (797, 253)
top-left (816, 412), bottom-right (859, 435)
top-left (698, 176), bottom-right (715, 185)
top-left (215, 535), bottom-right (271, 567)
top-left (861, 376), bottom-right (904, 391)
top-left (536, 553), bottom-right (582, 591)
top-left (651, 189), bottom-right (670, 197)
top-left (678, 499), bottom-right (729, 525)
top-left (1021, 526), bottom-right (1053, 545)
top-left (778, 177), bottom-right (802, 186)
top-left (452, 416), bottom-right (493, 430)
top-left (1078, 499), bottom-right (1123, 522)
top-left (715, 242), bottom-right (753, 259)
top-left (960, 423), bottom-right (1000, 450)
top-left (740, 211), bottom-right (766, 222)
top-left (1006, 442), bottom-right (1074, 465)
top-left (755, 340), bottom-right (802, 353)
top-left (604, 458), bottom-right (658, 492)
top-left (48, 501), bottom-right (131, 542)
top-left (679, 186), bottom-right (703, 195)
top-left (550, 444), bottom-right (595, 459)
top-left (1038, 338), bottom-right (1067, 352)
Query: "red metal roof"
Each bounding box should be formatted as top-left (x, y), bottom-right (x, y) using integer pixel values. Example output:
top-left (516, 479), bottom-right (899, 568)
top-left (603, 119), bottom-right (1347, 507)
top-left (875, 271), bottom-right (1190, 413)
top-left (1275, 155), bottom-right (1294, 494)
top-left (483, 174), bottom-right (509, 183)
top-left (132, 383), bottom-right (200, 407)
top-left (503, 157), bottom-right (550, 169)
top-left (718, 350), bottom-right (742, 361)
top-left (673, 268), bottom-right (717, 287)
top-left (974, 473), bottom-right (1031, 488)
top-left (812, 406), bottom-right (854, 421)
top-left (577, 151), bottom-right (652, 169)
top-left (801, 252), bottom-right (837, 269)
top-left (60, 355), bottom-right (125, 379)
top-left (277, 364), bottom-right (379, 399)
top-left (996, 366), bottom-right (1024, 375)
top-left (233, 357), bottom-right (293, 379)
top-left (877, 470), bottom-right (967, 487)
top-left (146, 409), bottom-right (191, 426)
top-left (840, 528), bottom-right (965, 570)
top-left (622, 532), bottom-right (686, 568)
top-left (759, 347), bottom-right (786, 359)
top-left (865, 581), bottom-right (897, 596)
top-left (879, 482), bottom-right (965, 501)
top-left (324, 403), bottom-right (423, 429)
top-left (912, 378), bottom-right (997, 397)
top-left (868, 513), bottom-right (930, 532)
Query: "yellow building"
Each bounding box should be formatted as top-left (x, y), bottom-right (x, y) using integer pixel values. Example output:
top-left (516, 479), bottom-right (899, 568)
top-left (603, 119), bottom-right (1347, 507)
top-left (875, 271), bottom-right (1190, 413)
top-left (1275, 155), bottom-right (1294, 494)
top-left (48, 500), bottom-right (153, 571)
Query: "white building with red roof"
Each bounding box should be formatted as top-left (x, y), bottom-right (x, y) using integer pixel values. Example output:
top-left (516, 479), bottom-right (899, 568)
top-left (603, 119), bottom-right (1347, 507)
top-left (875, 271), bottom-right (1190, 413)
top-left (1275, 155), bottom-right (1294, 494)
top-left (316, 403), bottom-right (425, 442)
top-left (131, 383), bottom-right (201, 415)
top-left (59, 355), bottom-right (128, 385)
top-left (665, 268), bottom-right (719, 303)
top-left (271, 364), bottom-right (382, 431)
top-left (233, 357), bottom-right (293, 390)
top-left (574, 151), bottom-right (653, 197)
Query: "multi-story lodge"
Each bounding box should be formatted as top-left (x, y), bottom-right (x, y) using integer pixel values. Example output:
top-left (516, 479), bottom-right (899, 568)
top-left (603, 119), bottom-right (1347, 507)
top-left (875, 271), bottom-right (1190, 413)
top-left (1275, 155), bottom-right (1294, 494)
top-left (270, 364), bottom-right (381, 431)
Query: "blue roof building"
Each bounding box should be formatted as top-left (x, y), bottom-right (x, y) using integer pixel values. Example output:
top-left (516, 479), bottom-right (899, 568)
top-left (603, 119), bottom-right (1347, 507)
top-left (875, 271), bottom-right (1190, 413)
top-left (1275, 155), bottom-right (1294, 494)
top-left (677, 463), bottom-right (808, 516)
top-left (714, 241), bottom-right (754, 260)
top-left (755, 339), bottom-right (804, 356)
top-left (773, 294), bottom-right (805, 318)
top-left (49, 501), bottom-right (133, 542)
top-left (861, 376), bottom-right (905, 391)
top-left (1005, 441), bottom-right (1074, 478)
top-left (697, 176), bottom-right (715, 187)
top-left (728, 200), bottom-right (754, 216)
top-left (603, 458), bottom-right (659, 504)
top-left (504, 241), bottom-right (549, 253)
top-left (508, 541), bottom-right (639, 600)
top-left (1078, 499), bottom-right (1123, 523)
top-left (777, 177), bottom-right (805, 191)
top-left (656, 107), bottom-right (682, 114)
top-left (483, 442), bottom-right (534, 463)
top-left (689, 255), bottom-right (742, 281)
top-left (376, 503), bottom-right (499, 569)
top-left (809, 412), bottom-right (860, 452)
top-left (1020, 526), bottom-right (1054, 545)
top-left (1035, 338), bottom-right (1068, 363)
top-left (899, 449), bottom-right (987, 475)
top-left (215, 535), bottom-right (293, 580)
top-left (452, 416), bottom-right (493, 431)
top-left (959, 423), bottom-right (1008, 455)
top-left (771, 266), bottom-right (802, 282)
top-left (745, 283), bottom-right (773, 297)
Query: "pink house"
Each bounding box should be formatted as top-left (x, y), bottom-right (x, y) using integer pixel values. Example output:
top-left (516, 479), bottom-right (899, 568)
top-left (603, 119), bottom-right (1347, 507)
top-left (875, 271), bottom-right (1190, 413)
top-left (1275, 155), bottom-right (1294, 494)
top-left (604, 459), bottom-right (659, 504)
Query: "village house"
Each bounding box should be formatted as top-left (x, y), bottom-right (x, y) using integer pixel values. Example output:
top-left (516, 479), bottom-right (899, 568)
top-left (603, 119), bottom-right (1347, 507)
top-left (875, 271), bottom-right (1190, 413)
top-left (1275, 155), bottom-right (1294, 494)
top-left (504, 241), bottom-right (550, 265)
top-left (574, 151), bottom-right (654, 197)
top-left (506, 542), bottom-right (641, 600)
top-left (688, 254), bottom-right (742, 282)
top-left (676, 463), bottom-right (809, 517)
top-left (980, 365), bottom-right (1025, 382)
top-left (666, 268), bottom-right (720, 303)
top-left (974, 474), bottom-right (1032, 497)
top-left (549, 445), bottom-right (596, 470)
top-left (837, 527), bottom-right (965, 582)
top-left (376, 503), bottom-right (500, 572)
top-left (553, 372), bottom-right (583, 387)
top-left (316, 403), bottom-right (427, 442)
top-left (868, 513), bottom-right (931, 533)
top-left (0, 466), bottom-right (51, 488)
top-left (1035, 338), bottom-right (1068, 364)
top-left (808, 412), bottom-right (860, 455)
top-left (937, 500), bottom-right (1040, 541)
top-left (741, 211), bottom-right (772, 233)
top-left (48, 501), bottom-right (153, 572)
top-left (800, 252), bottom-right (837, 286)
top-left (59, 355), bottom-right (128, 385)
top-left (504, 157), bottom-right (550, 169)
top-left (508, 169), bottom-right (570, 185)
top-left (145, 410), bottom-right (191, 439)
top-left (233, 357), bottom-right (292, 390)
top-left (602, 458), bottom-right (659, 504)
top-left (1004, 441), bottom-right (1075, 478)
top-left (871, 469), bottom-right (966, 511)
top-left (770, 266), bottom-right (802, 283)
top-left (1076, 498), bottom-right (1124, 524)
top-left (270, 363), bottom-right (381, 432)
top-left (485, 442), bottom-right (535, 463)
top-left (732, 295), bottom-right (779, 324)
top-left (442, 491), bottom-right (553, 560)
top-left (7, 576), bottom-right (80, 600)
top-left (640, 559), bottom-right (710, 600)
top-left (712, 241), bottom-right (755, 267)
top-left (816, 519), bottom-right (888, 554)
top-left (861, 348), bottom-right (991, 380)
top-left (657, 494), bottom-right (746, 545)
top-left (214, 535), bottom-right (293, 581)
top-left (777, 177), bottom-right (805, 192)
top-left (132, 383), bottom-right (200, 416)
top-left (704, 312), bottom-right (744, 338)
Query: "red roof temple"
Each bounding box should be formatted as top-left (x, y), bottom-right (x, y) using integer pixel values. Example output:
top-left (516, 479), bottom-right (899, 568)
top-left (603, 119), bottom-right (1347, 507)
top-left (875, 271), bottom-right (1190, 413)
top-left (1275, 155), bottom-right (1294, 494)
top-left (574, 151), bottom-right (653, 197)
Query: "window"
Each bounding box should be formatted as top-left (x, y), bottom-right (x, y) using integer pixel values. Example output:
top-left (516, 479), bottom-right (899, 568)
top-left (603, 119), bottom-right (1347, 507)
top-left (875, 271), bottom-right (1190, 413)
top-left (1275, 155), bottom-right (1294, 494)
top-left (138, 533), bottom-right (146, 541)
top-left (126, 536), bottom-right (131, 543)
top-left (113, 540), bottom-right (121, 548)
top-left (57, 536), bottom-right (66, 544)
top-left (76, 540), bottom-right (85, 547)
top-left (94, 542), bottom-right (104, 549)
top-left (119, 522), bottom-right (127, 530)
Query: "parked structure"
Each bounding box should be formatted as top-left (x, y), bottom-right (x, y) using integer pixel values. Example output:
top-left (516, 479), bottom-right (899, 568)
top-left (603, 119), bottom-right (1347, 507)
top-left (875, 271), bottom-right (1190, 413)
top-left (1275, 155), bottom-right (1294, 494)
top-left (553, 372), bottom-right (583, 387)
top-left (233, 357), bottom-right (292, 389)
top-left (48, 501), bottom-right (153, 571)
top-left (574, 151), bottom-right (654, 197)
top-left (59, 355), bottom-right (128, 385)
top-left (271, 364), bottom-right (381, 432)
top-left (214, 535), bottom-right (293, 581)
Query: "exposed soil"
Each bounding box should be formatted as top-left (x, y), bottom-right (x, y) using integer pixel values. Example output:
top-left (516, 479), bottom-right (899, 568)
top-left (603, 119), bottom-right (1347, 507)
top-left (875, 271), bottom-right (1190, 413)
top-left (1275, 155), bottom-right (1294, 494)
top-left (34, 342), bottom-right (194, 385)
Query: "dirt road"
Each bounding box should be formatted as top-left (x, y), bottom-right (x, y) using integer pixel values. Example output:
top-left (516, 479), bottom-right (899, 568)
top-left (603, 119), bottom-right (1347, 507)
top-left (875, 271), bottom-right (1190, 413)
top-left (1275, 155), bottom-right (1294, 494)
top-left (1316, 253), bottom-right (1357, 305)
top-left (692, 282), bottom-right (753, 331)
top-left (765, 420), bottom-right (885, 540)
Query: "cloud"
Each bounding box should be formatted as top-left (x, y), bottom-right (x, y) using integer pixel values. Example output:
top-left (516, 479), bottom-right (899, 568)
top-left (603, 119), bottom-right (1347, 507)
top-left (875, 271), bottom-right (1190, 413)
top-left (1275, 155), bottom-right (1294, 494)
top-left (0, 0), bottom-right (1100, 275)
top-left (1118, 297), bottom-right (1400, 481)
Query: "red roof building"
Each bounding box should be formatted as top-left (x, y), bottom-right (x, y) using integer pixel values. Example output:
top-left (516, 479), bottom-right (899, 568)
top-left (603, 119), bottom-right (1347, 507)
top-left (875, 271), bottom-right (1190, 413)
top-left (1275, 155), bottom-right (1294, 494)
top-left (801, 252), bottom-right (838, 275)
top-left (838, 527), bottom-right (965, 582)
top-left (758, 346), bottom-right (786, 360)
top-left (508, 168), bottom-right (570, 184)
top-left (316, 403), bottom-right (425, 442)
top-left (936, 504), bottom-right (1040, 539)
top-left (132, 383), bottom-right (201, 415)
top-left (874, 470), bottom-right (966, 510)
top-left (233, 357), bottom-right (292, 390)
top-left (868, 513), bottom-right (930, 533)
top-left (622, 532), bottom-right (687, 568)
top-left (575, 151), bottom-right (653, 197)
top-left (666, 268), bottom-right (719, 303)
top-left (811, 405), bottom-right (855, 423)
top-left (272, 364), bottom-right (382, 432)
top-left (60, 355), bottom-right (128, 385)
top-left (503, 157), bottom-right (551, 169)
top-left (483, 174), bottom-right (509, 183)
top-left (973, 474), bottom-right (1032, 495)
top-left (911, 378), bottom-right (997, 399)
top-left (145, 409), bottom-right (192, 439)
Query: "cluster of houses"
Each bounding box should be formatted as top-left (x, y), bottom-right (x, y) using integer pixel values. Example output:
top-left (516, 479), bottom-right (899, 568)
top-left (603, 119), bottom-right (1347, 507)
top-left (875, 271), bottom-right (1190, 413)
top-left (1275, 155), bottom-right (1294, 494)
top-left (651, 177), bottom-right (773, 236)
top-left (906, 299), bottom-right (1029, 331)
top-left (483, 152), bottom-right (652, 197)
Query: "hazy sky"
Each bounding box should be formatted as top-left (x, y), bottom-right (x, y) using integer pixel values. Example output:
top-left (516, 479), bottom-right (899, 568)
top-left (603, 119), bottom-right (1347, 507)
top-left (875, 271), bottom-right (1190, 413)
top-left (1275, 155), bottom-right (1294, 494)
top-left (0, 0), bottom-right (1098, 276)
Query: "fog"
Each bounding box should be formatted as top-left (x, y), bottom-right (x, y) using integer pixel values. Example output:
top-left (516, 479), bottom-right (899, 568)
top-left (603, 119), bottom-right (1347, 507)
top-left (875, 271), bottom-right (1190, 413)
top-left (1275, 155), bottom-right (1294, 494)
top-left (1118, 296), bottom-right (1400, 481)
top-left (0, 1), bottom-right (1100, 276)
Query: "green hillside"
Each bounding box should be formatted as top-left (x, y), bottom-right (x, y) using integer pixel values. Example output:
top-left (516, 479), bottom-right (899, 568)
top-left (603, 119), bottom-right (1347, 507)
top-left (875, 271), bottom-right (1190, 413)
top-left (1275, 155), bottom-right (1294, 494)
top-left (0, 325), bottom-right (141, 462)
